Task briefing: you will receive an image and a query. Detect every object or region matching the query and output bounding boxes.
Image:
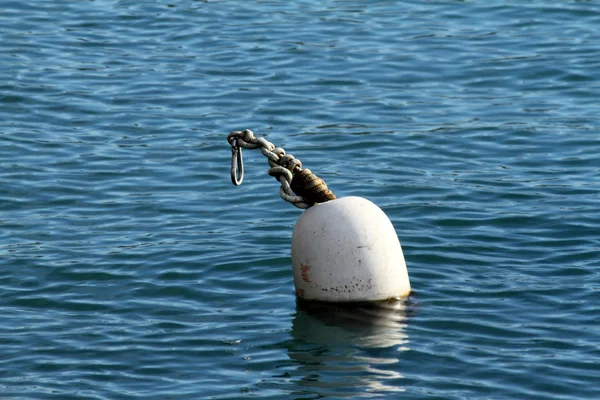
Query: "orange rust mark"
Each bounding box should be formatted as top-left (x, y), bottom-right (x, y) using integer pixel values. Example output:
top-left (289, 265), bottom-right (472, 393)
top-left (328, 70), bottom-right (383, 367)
top-left (295, 288), bottom-right (305, 297)
top-left (300, 263), bottom-right (312, 283)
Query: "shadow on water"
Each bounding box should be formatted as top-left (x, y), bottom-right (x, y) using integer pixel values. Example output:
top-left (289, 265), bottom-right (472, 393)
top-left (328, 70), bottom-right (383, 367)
top-left (286, 297), bottom-right (415, 398)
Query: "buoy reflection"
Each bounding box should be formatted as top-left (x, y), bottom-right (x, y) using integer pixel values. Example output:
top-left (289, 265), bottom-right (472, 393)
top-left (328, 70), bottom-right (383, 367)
top-left (287, 297), bottom-right (414, 397)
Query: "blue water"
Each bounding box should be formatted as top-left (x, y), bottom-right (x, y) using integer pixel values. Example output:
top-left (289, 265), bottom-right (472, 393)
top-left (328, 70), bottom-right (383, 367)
top-left (2, 1), bottom-right (600, 399)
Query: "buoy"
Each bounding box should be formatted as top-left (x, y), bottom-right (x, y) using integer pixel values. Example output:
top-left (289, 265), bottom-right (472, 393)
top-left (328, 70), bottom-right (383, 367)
top-left (227, 130), bottom-right (411, 303)
top-left (291, 196), bottom-right (410, 302)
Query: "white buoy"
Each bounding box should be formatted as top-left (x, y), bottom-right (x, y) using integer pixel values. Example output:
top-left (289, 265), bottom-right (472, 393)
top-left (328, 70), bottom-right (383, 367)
top-left (291, 196), bottom-right (410, 302)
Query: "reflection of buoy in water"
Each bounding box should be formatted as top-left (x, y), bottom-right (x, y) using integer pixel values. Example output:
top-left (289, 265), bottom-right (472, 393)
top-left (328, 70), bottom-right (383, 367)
top-left (292, 196), bottom-right (411, 302)
top-left (293, 297), bottom-right (412, 348)
top-left (289, 298), bottom-right (412, 396)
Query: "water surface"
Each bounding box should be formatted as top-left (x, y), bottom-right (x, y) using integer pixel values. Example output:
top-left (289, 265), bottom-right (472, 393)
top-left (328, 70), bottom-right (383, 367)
top-left (1, 1), bottom-right (600, 399)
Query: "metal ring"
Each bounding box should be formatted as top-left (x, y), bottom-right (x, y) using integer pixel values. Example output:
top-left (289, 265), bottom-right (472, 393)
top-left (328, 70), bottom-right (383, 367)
top-left (230, 139), bottom-right (244, 186)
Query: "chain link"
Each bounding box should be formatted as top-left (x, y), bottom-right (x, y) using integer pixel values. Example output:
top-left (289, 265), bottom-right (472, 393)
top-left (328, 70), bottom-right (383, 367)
top-left (228, 129), bottom-right (311, 209)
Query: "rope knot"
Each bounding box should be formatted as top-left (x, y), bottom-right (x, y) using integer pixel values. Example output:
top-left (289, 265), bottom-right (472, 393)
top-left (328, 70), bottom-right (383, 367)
top-left (291, 169), bottom-right (336, 205)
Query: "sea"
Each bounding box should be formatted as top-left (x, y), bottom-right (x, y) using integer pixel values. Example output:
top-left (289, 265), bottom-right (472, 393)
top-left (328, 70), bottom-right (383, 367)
top-left (1, 1), bottom-right (599, 399)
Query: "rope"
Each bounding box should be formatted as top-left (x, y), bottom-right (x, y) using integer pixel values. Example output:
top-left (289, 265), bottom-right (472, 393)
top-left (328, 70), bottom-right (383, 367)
top-left (227, 129), bottom-right (336, 209)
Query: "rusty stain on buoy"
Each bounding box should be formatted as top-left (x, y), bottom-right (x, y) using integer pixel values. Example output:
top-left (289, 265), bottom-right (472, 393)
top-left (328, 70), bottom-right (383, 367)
top-left (300, 263), bottom-right (312, 283)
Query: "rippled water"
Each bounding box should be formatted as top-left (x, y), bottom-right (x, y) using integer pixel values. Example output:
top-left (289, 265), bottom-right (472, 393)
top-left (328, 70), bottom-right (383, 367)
top-left (2, 1), bottom-right (600, 399)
